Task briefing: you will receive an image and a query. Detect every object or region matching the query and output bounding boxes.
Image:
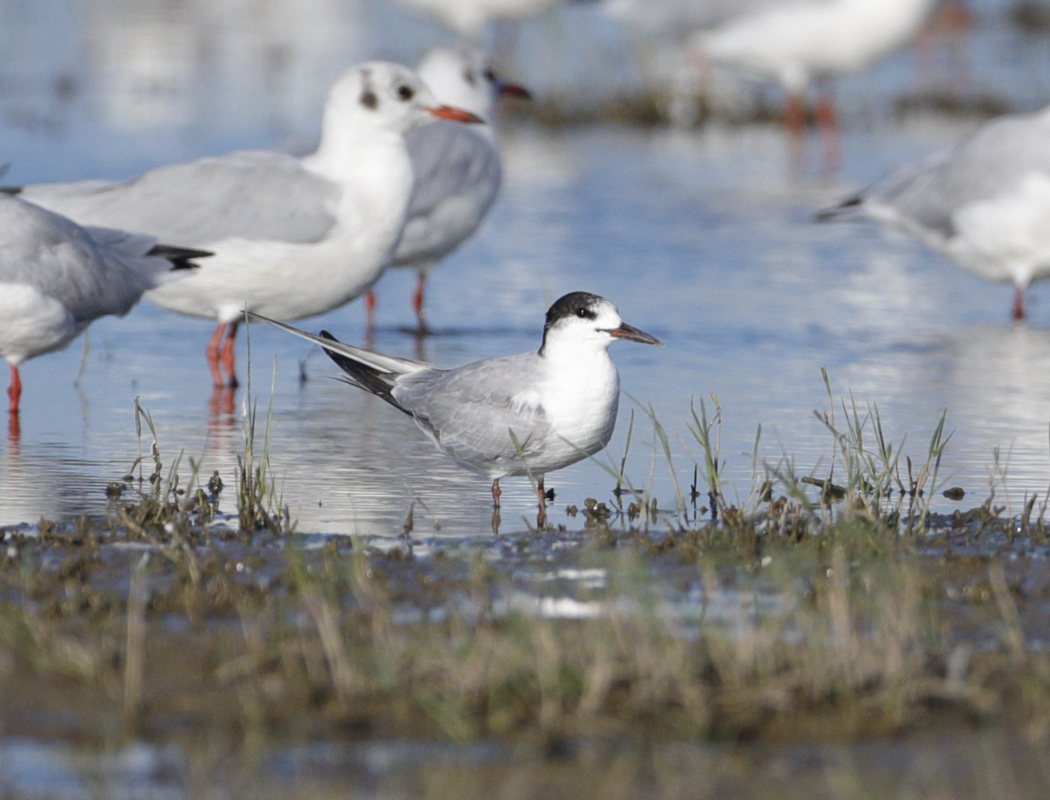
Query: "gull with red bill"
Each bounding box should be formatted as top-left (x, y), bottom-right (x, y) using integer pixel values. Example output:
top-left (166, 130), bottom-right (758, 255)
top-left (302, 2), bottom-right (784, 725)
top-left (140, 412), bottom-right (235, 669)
top-left (6, 61), bottom-right (483, 388)
top-left (249, 292), bottom-right (661, 515)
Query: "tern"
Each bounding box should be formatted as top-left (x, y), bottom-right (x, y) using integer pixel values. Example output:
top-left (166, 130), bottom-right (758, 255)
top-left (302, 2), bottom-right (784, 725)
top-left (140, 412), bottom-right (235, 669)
top-left (816, 105), bottom-right (1050, 320)
top-left (250, 292), bottom-right (660, 511)
top-left (366, 47), bottom-right (530, 333)
top-left (7, 62), bottom-right (482, 388)
top-left (0, 194), bottom-right (208, 421)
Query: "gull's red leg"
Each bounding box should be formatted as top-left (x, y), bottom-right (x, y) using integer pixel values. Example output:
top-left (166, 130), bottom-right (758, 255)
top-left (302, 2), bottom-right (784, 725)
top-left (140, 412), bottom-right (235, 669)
top-left (7, 364), bottom-right (21, 415)
top-left (221, 321), bottom-right (239, 388)
top-left (206, 323), bottom-right (229, 388)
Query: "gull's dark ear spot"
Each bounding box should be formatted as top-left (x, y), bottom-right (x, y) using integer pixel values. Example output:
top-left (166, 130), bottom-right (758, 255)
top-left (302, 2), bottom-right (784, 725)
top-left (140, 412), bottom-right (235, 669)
top-left (360, 89), bottom-right (378, 109)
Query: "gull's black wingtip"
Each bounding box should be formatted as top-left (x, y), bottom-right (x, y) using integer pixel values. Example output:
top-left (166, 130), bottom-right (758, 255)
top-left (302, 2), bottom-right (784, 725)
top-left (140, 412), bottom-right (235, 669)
top-left (814, 194), bottom-right (862, 223)
top-left (147, 243), bottom-right (213, 270)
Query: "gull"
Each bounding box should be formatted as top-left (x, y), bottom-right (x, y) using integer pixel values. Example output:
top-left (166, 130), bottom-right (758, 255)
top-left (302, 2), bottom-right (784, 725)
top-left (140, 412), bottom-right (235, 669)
top-left (367, 47), bottom-right (530, 333)
top-left (7, 61), bottom-right (482, 388)
top-left (689, 0), bottom-right (935, 145)
top-left (0, 194), bottom-right (207, 420)
top-left (816, 105), bottom-right (1050, 320)
top-left (249, 291), bottom-right (660, 513)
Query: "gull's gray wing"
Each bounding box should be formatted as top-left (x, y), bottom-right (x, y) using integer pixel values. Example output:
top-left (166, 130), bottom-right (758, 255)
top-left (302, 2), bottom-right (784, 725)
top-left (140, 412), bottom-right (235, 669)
top-left (827, 110), bottom-right (1050, 237)
top-left (392, 352), bottom-right (552, 476)
top-left (0, 195), bottom-right (174, 321)
top-left (19, 150), bottom-right (340, 247)
top-left (394, 122), bottom-right (500, 265)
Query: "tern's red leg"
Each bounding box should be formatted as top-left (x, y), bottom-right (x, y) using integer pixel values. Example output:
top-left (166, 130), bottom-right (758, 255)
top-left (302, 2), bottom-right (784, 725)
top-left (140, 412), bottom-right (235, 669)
top-left (7, 364), bottom-right (21, 415)
top-left (206, 323), bottom-right (229, 388)
top-left (412, 271), bottom-right (429, 334)
top-left (491, 478), bottom-right (502, 508)
top-left (221, 321), bottom-right (239, 388)
top-left (1013, 286), bottom-right (1026, 321)
top-left (364, 290), bottom-right (377, 334)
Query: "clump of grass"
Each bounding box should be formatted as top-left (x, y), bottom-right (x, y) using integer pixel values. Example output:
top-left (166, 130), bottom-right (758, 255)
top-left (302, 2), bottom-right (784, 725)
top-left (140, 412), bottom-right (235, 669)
top-left (600, 372), bottom-right (960, 544)
top-left (105, 398), bottom-right (217, 540)
top-left (686, 395), bottom-right (727, 522)
top-left (104, 324), bottom-right (291, 540)
top-left (236, 324), bottom-right (291, 533)
top-left (805, 368), bottom-right (952, 533)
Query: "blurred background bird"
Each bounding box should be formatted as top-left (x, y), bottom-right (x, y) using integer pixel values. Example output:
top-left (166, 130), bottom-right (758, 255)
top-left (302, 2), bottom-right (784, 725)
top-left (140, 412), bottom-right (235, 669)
top-left (818, 103), bottom-right (1050, 321)
top-left (0, 194), bottom-right (206, 434)
top-left (689, 0), bottom-right (938, 169)
top-left (7, 62), bottom-right (482, 388)
top-left (365, 46), bottom-right (531, 335)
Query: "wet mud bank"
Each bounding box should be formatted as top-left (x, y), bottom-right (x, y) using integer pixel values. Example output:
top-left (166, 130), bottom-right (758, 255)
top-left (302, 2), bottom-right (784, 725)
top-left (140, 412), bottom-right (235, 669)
top-left (4, 480), bottom-right (1050, 796)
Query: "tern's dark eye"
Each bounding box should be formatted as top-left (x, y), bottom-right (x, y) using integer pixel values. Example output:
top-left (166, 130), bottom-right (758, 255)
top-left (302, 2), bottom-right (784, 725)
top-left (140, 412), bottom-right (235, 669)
top-left (575, 307), bottom-right (592, 319)
top-left (483, 68), bottom-right (496, 83)
top-left (396, 84), bottom-right (414, 101)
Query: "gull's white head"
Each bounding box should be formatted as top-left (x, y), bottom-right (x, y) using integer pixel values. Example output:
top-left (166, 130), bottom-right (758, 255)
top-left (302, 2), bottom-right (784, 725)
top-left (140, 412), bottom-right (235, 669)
top-left (417, 48), bottom-right (531, 121)
top-left (321, 60), bottom-right (484, 140)
top-left (539, 292), bottom-right (661, 357)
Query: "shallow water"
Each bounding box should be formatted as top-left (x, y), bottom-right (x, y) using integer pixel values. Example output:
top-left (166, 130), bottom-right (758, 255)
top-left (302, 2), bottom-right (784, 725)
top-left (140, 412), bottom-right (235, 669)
top-left (3, 0), bottom-right (1050, 538)
top-left (5, 729), bottom-right (1050, 800)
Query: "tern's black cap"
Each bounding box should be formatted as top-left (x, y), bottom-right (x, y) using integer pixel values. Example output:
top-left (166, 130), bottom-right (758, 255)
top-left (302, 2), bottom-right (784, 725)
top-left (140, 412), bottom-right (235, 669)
top-left (540, 292), bottom-right (604, 353)
top-left (545, 292), bottom-right (601, 326)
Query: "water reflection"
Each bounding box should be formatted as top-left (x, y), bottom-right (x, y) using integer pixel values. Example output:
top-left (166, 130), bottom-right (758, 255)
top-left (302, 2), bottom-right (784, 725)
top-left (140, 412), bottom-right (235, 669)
top-left (3, 125), bottom-right (1050, 533)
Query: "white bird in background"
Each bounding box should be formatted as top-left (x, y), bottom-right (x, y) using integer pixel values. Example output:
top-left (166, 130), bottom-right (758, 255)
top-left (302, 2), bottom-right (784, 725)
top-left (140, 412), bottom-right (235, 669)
top-left (366, 47), bottom-right (530, 334)
top-left (395, 0), bottom-right (562, 40)
top-left (690, 0), bottom-right (936, 154)
top-left (8, 62), bottom-right (482, 389)
top-left (250, 292), bottom-right (661, 519)
top-left (817, 105), bottom-right (1050, 321)
top-left (0, 194), bottom-right (207, 426)
top-left (604, 0), bottom-right (775, 41)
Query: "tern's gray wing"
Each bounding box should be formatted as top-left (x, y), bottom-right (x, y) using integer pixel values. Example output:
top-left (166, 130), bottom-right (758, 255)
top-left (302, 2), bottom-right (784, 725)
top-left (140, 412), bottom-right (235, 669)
top-left (829, 110), bottom-right (1050, 236)
top-left (392, 352), bottom-right (552, 476)
top-left (394, 121), bottom-right (500, 265)
top-left (0, 195), bottom-right (174, 320)
top-left (19, 150), bottom-right (340, 246)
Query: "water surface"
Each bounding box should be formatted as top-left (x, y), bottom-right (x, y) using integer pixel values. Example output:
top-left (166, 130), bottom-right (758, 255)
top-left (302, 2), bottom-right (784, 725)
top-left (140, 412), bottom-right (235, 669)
top-left (2, 0), bottom-right (1050, 536)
